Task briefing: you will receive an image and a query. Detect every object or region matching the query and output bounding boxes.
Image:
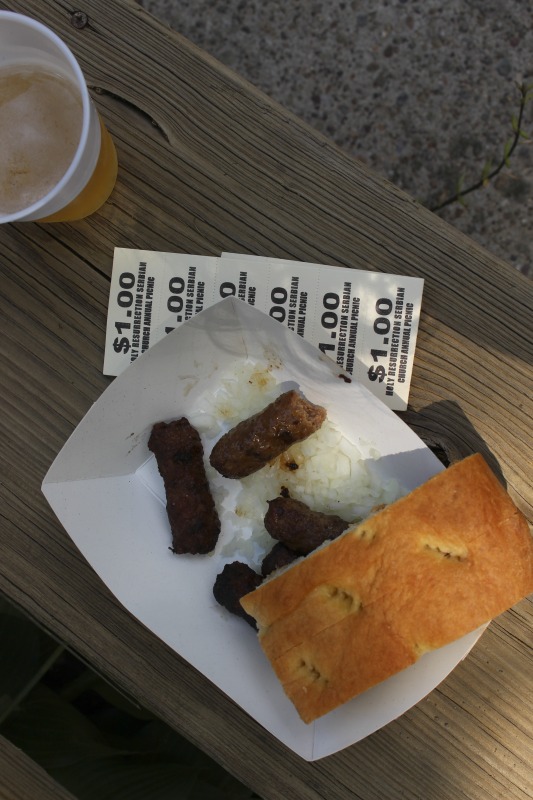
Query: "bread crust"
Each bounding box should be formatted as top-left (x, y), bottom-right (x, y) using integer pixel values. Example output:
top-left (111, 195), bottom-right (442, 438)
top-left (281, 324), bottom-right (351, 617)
top-left (240, 454), bottom-right (533, 723)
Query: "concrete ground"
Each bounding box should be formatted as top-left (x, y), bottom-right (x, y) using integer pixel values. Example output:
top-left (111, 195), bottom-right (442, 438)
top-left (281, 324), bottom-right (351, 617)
top-left (138, 0), bottom-right (532, 278)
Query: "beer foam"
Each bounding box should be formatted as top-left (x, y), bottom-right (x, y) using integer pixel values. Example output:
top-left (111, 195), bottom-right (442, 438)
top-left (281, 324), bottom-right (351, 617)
top-left (0, 66), bottom-right (83, 214)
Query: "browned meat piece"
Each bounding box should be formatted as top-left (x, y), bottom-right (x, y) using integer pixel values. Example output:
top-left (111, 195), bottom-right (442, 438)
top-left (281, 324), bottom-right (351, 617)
top-left (209, 390), bottom-right (326, 479)
top-left (148, 418), bottom-right (221, 555)
top-left (213, 561), bottom-right (263, 627)
top-left (264, 495), bottom-right (349, 554)
top-left (261, 542), bottom-right (299, 577)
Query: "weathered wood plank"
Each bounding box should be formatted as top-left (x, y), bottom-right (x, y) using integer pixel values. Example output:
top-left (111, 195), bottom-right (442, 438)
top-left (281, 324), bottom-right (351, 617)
top-left (0, 736), bottom-right (78, 800)
top-left (4, 0), bottom-right (531, 512)
top-left (1, 1), bottom-right (532, 799)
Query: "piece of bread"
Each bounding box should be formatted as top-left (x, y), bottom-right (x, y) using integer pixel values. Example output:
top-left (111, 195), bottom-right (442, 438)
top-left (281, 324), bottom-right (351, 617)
top-left (240, 454), bottom-right (533, 723)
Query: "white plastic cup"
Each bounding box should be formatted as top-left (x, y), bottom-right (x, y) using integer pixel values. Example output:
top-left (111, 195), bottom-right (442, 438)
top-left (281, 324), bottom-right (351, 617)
top-left (0, 12), bottom-right (117, 223)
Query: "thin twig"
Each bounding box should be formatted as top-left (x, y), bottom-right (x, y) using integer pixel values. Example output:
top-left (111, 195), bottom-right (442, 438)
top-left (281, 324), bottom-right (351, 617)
top-left (430, 82), bottom-right (531, 212)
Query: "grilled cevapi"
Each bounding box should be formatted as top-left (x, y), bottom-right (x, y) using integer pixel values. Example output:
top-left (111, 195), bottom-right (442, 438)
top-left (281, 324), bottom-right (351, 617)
top-left (261, 541), bottom-right (300, 577)
top-left (209, 390), bottom-right (326, 479)
top-left (264, 495), bottom-right (349, 554)
top-left (213, 562), bottom-right (263, 628)
top-left (149, 418), bottom-right (221, 555)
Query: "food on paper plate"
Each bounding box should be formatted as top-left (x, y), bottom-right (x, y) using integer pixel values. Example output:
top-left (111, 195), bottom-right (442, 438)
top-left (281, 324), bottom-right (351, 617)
top-left (261, 542), bottom-right (300, 577)
top-left (148, 418), bottom-right (221, 555)
top-left (213, 561), bottom-right (262, 628)
top-left (214, 495), bottom-right (355, 618)
top-left (264, 495), bottom-right (349, 554)
top-left (240, 454), bottom-right (533, 724)
top-left (191, 364), bottom-right (404, 566)
top-left (209, 389), bottom-right (327, 479)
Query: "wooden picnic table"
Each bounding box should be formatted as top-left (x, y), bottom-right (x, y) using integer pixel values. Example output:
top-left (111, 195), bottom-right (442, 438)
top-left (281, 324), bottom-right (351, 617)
top-left (1, 1), bottom-right (532, 798)
top-left (0, 736), bottom-right (77, 800)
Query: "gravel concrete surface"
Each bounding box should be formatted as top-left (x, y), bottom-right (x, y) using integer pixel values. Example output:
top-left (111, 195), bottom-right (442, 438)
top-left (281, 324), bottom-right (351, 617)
top-left (138, 0), bottom-right (533, 278)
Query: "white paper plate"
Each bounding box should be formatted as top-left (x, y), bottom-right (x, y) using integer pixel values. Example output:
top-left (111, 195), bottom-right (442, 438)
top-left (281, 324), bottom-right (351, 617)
top-left (42, 297), bottom-right (483, 760)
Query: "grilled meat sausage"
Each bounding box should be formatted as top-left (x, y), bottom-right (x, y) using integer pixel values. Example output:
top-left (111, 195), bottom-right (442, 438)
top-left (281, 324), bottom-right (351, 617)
top-left (213, 561), bottom-right (263, 627)
top-left (148, 418), bottom-right (221, 555)
top-left (264, 495), bottom-right (348, 554)
top-left (261, 542), bottom-right (300, 577)
top-left (209, 390), bottom-right (326, 479)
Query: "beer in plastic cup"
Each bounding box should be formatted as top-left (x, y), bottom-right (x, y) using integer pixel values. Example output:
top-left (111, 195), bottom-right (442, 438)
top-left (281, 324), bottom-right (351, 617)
top-left (0, 12), bottom-right (118, 223)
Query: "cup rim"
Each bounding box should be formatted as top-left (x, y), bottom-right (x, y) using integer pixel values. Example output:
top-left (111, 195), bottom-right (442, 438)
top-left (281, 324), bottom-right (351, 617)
top-left (0, 11), bottom-right (93, 223)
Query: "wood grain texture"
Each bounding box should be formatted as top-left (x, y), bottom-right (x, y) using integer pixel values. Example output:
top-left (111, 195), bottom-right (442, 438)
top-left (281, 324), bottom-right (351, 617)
top-left (0, 2), bottom-right (532, 799)
top-left (0, 736), bottom-right (78, 800)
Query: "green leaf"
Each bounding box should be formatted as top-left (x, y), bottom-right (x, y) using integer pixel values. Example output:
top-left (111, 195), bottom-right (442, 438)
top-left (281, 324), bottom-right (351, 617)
top-left (481, 160), bottom-right (493, 184)
top-left (523, 82), bottom-right (533, 99)
top-left (503, 137), bottom-right (513, 166)
top-left (454, 173), bottom-right (467, 206)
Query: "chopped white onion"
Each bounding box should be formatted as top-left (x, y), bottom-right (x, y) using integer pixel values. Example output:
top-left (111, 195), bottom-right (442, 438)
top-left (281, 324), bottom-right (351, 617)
top-left (197, 361), bottom-right (404, 568)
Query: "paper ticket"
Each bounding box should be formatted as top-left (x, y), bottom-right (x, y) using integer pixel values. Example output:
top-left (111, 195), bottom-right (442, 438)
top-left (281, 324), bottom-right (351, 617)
top-left (104, 249), bottom-right (424, 410)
